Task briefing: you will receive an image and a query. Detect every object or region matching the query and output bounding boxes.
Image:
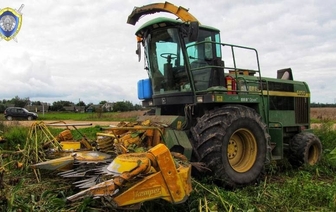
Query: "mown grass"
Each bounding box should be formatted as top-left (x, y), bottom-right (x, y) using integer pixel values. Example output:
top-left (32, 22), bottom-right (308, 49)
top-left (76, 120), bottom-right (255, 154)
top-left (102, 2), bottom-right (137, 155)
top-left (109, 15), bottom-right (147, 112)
top-left (0, 111), bottom-right (145, 122)
top-left (0, 120), bottom-right (335, 211)
top-left (37, 111), bottom-right (144, 122)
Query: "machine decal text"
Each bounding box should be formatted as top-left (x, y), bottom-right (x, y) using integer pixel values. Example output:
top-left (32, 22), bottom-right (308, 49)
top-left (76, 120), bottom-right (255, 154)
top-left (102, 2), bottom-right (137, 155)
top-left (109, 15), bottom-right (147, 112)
top-left (241, 97), bottom-right (258, 102)
top-left (134, 187), bottom-right (162, 199)
top-left (296, 90), bottom-right (307, 96)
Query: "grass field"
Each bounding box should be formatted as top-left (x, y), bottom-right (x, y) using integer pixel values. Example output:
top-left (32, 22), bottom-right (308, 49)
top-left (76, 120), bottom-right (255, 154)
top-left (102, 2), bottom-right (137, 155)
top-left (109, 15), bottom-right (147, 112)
top-left (35, 110), bottom-right (146, 122)
top-left (0, 110), bottom-right (146, 122)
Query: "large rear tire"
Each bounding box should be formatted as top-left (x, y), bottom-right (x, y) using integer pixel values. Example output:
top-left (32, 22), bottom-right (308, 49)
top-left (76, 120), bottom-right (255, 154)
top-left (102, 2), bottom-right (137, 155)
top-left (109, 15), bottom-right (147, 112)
top-left (191, 105), bottom-right (269, 187)
top-left (289, 132), bottom-right (322, 167)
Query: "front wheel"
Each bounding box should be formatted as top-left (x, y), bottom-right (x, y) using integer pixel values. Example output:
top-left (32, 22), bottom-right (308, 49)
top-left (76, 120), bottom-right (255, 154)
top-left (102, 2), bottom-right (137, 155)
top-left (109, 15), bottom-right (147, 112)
top-left (191, 105), bottom-right (270, 187)
top-left (289, 132), bottom-right (322, 167)
top-left (27, 116), bottom-right (33, 121)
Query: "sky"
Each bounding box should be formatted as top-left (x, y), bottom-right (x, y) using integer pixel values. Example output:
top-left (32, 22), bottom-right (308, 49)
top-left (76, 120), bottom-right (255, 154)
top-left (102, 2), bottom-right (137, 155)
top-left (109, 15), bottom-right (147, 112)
top-left (0, 0), bottom-right (335, 105)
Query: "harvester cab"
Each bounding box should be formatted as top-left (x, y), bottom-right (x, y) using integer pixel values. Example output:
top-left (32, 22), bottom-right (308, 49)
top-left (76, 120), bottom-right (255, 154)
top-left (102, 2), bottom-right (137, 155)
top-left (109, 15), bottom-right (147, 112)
top-left (128, 2), bottom-right (264, 117)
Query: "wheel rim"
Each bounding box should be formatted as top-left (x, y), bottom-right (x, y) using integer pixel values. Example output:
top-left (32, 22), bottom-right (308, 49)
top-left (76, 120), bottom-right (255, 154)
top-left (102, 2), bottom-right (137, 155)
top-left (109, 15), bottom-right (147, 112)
top-left (227, 128), bottom-right (257, 173)
top-left (307, 144), bottom-right (320, 165)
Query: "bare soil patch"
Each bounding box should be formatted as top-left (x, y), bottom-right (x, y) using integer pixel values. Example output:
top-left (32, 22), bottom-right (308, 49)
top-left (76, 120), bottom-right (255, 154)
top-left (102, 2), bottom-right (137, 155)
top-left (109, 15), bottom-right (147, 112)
top-left (311, 107), bottom-right (336, 120)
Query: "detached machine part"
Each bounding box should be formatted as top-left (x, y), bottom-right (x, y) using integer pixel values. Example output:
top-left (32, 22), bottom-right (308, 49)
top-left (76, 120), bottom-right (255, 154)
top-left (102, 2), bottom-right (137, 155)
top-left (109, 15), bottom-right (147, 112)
top-left (32, 120), bottom-right (192, 209)
top-left (46, 121), bottom-right (94, 152)
top-left (31, 151), bottom-right (112, 171)
top-left (67, 144), bottom-right (192, 209)
top-left (29, 121), bottom-right (104, 171)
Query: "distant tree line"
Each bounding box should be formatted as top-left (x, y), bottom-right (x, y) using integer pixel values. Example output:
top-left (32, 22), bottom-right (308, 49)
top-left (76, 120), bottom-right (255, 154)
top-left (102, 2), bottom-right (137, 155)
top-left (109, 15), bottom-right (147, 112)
top-left (0, 96), bottom-right (143, 113)
top-left (311, 103), bottom-right (336, 108)
top-left (0, 96), bottom-right (332, 113)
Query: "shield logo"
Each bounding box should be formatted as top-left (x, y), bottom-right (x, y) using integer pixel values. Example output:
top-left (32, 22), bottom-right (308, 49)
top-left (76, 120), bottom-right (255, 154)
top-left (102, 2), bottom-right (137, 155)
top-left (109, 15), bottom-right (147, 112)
top-left (0, 5), bottom-right (24, 41)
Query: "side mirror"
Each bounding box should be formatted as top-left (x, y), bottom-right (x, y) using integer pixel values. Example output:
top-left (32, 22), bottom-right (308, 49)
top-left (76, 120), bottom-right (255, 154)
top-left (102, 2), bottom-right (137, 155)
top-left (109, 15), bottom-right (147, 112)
top-left (136, 42), bottom-right (141, 62)
top-left (135, 36), bottom-right (143, 62)
top-left (188, 21), bottom-right (199, 42)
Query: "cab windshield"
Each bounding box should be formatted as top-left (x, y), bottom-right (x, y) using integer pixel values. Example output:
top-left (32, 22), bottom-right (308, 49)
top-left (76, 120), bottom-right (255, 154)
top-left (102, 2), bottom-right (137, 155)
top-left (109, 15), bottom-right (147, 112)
top-left (145, 27), bottom-right (221, 94)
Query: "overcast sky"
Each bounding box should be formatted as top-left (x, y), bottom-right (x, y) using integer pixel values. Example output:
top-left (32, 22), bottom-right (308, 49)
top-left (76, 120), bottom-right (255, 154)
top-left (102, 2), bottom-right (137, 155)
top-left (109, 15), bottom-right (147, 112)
top-left (0, 0), bottom-right (335, 105)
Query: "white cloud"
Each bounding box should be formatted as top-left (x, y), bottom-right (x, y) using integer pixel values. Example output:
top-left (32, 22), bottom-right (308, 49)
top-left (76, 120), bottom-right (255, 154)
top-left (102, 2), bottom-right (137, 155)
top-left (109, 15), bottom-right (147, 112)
top-left (0, 0), bottom-right (335, 104)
